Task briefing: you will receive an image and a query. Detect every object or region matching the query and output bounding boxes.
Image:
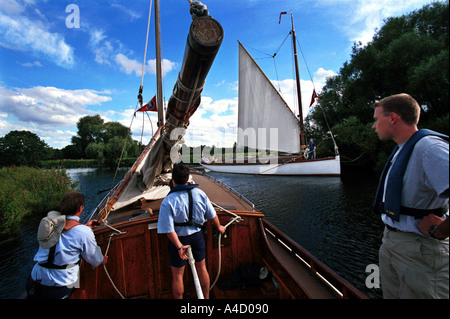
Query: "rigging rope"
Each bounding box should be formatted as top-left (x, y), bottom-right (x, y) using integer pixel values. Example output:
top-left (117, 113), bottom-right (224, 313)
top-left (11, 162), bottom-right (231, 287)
top-left (294, 36), bottom-right (336, 149)
top-left (296, 37), bottom-right (315, 89)
top-left (110, 0), bottom-right (154, 191)
top-left (103, 234), bottom-right (125, 299)
top-left (209, 202), bottom-right (242, 292)
top-left (139, 0), bottom-right (153, 95)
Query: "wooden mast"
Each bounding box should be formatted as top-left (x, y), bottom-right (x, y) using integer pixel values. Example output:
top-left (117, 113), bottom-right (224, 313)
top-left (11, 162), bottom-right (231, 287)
top-left (155, 0), bottom-right (164, 128)
top-left (280, 11), bottom-right (306, 150)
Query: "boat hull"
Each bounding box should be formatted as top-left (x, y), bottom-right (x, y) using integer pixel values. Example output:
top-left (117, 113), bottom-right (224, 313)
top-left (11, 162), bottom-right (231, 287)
top-left (201, 156), bottom-right (341, 176)
top-left (70, 172), bottom-right (365, 299)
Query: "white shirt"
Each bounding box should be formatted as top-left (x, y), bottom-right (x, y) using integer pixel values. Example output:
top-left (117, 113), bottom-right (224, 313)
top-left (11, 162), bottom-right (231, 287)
top-left (31, 215), bottom-right (104, 287)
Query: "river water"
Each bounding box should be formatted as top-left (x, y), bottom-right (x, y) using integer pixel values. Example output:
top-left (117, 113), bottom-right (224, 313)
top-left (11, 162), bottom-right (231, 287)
top-left (0, 167), bottom-right (384, 299)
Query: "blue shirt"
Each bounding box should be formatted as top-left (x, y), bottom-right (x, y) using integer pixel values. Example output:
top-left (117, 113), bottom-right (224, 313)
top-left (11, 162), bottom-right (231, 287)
top-left (157, 187), bottom-right (216, 237)
top-left (31, 215), bottom-right (104, 287)
top-left (382, 136), bottom-right (449, 235)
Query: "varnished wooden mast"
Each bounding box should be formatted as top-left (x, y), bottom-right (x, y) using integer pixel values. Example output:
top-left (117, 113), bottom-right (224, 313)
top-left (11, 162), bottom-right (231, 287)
top-left (280, 11), bottom-right (306, 149)
top-left (289, 13), bottom-right (306, 149)
top-left (155, 0), bottom-right (164, 128)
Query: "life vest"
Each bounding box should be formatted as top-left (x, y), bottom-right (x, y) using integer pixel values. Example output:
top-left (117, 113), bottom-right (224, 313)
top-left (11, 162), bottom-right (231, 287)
top-left (169, 184), bottom-right (204, 229)
top-left (373, 129), bottom-right (449, 222)
top-left (38, 219), bottom-right (82, 270)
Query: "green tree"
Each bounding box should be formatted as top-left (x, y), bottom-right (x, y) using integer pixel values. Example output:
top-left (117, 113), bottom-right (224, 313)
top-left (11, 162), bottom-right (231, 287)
top-left (71, 115), bottom-right (141, 167)
top-left (0, 130), bottom-right (49, 167)
top-left (71, 114), bottom-right (105, 158)
top-left (309, 1), bottom-right (449, 170)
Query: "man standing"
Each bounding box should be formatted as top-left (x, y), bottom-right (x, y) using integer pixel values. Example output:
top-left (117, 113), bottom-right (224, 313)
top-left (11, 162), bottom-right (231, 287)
top-left (158, 163), bottom-right (225, 299)
top-left (308, 138), bottom-right (317, 159)
top-left (28, 192), bottom-right (106, 299)
top-left (372, 93), bottom-right (449, 298)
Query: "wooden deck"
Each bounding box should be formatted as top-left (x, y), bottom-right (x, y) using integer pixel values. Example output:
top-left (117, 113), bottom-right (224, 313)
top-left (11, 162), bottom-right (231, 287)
top-left (71, 172), bottom-right (366, 299)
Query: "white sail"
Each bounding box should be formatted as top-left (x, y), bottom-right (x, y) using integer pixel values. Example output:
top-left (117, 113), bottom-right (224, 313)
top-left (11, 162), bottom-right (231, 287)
top-left (237, 42), bottom-right (300, 154)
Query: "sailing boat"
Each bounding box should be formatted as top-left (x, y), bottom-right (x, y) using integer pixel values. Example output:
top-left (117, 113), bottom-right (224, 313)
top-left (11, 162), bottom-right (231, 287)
top-left (70, 2), bottom-right (365, 299)
top-left (202, 12), bottom-right (341, 176)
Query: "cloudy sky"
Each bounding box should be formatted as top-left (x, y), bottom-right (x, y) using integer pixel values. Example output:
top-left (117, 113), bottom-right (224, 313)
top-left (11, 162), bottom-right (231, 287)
top-left (0, 0), bottom-right (438, 149)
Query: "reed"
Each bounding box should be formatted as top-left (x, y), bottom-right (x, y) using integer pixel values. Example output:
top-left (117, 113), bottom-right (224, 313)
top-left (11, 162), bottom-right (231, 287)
top-left (0, 166), bottom-right (78, 238)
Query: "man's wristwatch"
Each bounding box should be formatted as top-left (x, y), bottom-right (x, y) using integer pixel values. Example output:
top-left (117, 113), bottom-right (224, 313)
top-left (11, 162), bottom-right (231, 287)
top-left (428, 225), bottom-right (439, 239)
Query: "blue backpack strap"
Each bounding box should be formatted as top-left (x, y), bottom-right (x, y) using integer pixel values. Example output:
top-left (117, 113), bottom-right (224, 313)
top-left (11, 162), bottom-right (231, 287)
top-left (378, 129), bottom-right (449, 222)
top-left (373, 145), bottom-right (399, 215)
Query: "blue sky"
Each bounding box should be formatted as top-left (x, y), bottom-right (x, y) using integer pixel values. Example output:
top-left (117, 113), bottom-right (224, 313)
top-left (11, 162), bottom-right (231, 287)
top-left (0, 0), bottom-right (438, 149)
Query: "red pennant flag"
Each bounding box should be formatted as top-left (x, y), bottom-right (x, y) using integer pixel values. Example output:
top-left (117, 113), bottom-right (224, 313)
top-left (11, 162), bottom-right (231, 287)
top-left (309, 89), bottom-right (318, 107)
top-left (135, 95), bottom-right (157, 115)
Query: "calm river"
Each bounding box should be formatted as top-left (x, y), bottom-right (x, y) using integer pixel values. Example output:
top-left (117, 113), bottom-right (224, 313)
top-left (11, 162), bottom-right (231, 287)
top-left (0, 167), bottom-right (384, 299)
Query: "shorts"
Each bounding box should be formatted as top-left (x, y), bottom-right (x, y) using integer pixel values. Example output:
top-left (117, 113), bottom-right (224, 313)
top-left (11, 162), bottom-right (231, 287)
top-left (26, 277), bottom-right (74, 299)
top-left (169, 231), bottom-right (205, 268)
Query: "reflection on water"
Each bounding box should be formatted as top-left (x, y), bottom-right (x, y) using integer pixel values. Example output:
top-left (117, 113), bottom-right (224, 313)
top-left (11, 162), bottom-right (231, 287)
top-left (0, 168), bottom-right (383, 299)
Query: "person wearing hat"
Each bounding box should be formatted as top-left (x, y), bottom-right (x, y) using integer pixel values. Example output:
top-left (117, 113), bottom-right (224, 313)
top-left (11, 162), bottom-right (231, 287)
top-left (27, 192), bottom-right (106, 299)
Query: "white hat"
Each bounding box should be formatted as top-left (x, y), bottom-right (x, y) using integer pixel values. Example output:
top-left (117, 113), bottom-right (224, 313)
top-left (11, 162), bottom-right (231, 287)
top-left (37, 211), bottom-right (66, 249)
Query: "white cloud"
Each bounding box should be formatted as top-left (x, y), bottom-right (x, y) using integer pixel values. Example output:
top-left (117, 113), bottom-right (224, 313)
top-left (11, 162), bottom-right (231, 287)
top-left (0, 86), bottom-right (111, 126)
top-left (115, 53), bottom-right (142, 76)
top-left (89, 29), bottom-right (107, 47)
top-left (272, 76), bottom-right (326, 118)
top-left (182, 96), bottom-right (238, 147)
top-left (199, 96), bottom-right (236, 115)
top-left (21, 60), bottom-right (43, 67)
top-left (314, 68), bottom-right (335, 83)
top-left (0, 85), bottom-right (114, 148)
top-left (0, 3), bottom-right (74, 68)
top-left (0, 0), bottom-right (26, 16)
top-left (0, 113), bottom-right (76, 149)
top-left (115, 53), bottom-right (177, 77)
top-left (326, 0), bottom-right (434, 45)
top-left (111, 3), bottom-right (142, 21)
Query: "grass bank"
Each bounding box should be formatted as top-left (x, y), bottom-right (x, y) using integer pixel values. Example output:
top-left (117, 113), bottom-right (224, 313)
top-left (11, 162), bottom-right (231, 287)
top-left (0, 166), bottom-right (78, 239)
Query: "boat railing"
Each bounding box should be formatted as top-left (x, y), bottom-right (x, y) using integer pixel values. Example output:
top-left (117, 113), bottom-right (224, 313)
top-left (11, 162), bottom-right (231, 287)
top-left (262, 219), bottom-right (368, 299)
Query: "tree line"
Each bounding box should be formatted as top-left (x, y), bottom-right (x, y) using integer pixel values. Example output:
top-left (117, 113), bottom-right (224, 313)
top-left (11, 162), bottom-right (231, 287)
top-left (306, 1), bottom-right (449, 171)
top-left (0, 115), bottom-right (144, 168)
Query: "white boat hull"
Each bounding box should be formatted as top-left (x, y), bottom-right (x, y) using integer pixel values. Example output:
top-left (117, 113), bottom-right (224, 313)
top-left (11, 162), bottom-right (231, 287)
top-left (201, 156), bottom-right (341, 176)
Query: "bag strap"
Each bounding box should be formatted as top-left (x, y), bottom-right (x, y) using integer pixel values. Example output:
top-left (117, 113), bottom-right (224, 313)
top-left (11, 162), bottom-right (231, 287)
top-left (64, 219), bottom-right (81, 231)
top-left (39, 219), bottom-right (81, 270)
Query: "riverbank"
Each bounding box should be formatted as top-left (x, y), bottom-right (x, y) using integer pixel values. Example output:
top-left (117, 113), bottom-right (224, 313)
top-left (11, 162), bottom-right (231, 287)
top-left (0, 166), bottom-right (78, 240)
